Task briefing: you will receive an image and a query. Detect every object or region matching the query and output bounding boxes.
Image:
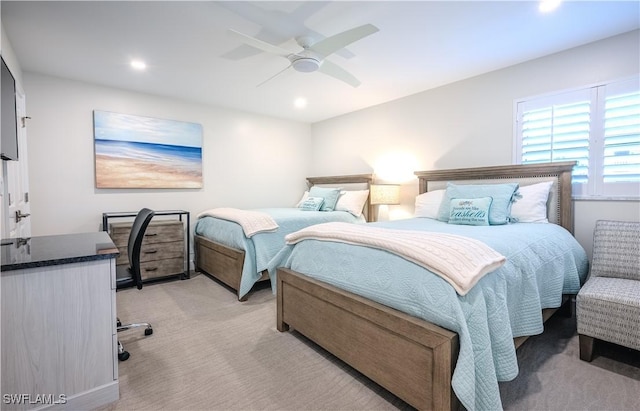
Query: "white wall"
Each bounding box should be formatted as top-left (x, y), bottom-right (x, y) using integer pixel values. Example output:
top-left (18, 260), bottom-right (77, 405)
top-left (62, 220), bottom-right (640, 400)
top-left (1, 24), bottom-right (23, 89)
top-left (310, 30), bottom-right (640, 257)
top-left (24, 73), bottom-right (311, 236)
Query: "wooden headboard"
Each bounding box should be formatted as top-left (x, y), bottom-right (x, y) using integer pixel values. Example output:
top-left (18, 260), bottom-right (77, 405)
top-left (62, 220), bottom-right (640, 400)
top-left (306, 174), bottom-right (374, 222)
top-left (414, 162), bottom-right (576, 233)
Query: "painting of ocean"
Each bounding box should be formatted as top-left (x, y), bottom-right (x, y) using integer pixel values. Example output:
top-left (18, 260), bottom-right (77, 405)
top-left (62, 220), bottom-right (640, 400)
top-left (94, 111), bottom-right (203, 188)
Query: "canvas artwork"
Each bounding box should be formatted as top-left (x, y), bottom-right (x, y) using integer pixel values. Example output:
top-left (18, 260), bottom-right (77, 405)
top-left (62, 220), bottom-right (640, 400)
top-left (94, 111), bottom-right (203, 188)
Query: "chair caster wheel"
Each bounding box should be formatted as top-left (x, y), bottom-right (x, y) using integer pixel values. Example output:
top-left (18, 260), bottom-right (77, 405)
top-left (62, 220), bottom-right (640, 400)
top-left (118, 351), bottom-right (130, 361)
top-left (117, 319), bottom-right (122, 327)
top-left (145, 328), bottom-right (153, 336)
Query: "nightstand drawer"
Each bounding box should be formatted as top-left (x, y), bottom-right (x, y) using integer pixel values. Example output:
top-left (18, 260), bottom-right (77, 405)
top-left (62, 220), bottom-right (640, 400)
top-left (140, 257), bottom-right (184, 280)
top-left (115, 241), bottom-right (184, 265)
top-left (141, 241), bottom-right (184, 261)
top-left (109, 220), bottom-right (183, 247)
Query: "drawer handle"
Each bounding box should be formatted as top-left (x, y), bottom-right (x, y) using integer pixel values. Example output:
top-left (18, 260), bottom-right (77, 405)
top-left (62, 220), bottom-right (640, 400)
top-left (144, 267), bottom-right (158, 272)
top-left (144, 250), bottom-right (158, 254)
top-left (145, 233), bottom-right (158, 237)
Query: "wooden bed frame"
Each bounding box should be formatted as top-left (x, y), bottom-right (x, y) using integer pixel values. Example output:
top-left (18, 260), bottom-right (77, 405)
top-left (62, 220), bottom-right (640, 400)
top-left (194, 174), bottom-right (374, 301)
top-left (276, 161), bottom-right (576, 410)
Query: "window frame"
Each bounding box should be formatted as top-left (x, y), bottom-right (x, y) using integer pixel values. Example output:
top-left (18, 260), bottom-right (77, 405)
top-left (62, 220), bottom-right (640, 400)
top-left (513, 75), bottom-right (640, 201)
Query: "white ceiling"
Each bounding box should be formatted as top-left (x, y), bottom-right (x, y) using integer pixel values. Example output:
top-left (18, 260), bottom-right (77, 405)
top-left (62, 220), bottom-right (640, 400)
top-left (2, 1), bottom-right (639, 123)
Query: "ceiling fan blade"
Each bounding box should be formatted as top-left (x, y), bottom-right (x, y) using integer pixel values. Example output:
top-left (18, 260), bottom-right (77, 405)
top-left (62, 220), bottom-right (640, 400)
top-left (227, 29), bottom-right (291, 57)
top-left (257, 64), bottom-right (292, 87)
top-left (218, 2), bottom-right (354, 59)
top-left (310, 24), bottom-right (379, 58)
top-left (221, 28), bottom-right (285, 60)
top-left (318, 60), bottom-right (361, 88)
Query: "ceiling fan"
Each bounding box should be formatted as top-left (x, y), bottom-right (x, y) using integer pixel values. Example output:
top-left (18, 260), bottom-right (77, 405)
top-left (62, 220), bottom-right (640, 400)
top-left (228, 23), bottom-right (379, 87)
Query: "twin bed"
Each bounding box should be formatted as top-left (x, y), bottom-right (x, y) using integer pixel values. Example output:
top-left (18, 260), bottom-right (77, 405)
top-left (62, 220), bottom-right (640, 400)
top-left (272, 162), bottom-right (588, 410)
top-left (193, 174), bottom-right (373, 300)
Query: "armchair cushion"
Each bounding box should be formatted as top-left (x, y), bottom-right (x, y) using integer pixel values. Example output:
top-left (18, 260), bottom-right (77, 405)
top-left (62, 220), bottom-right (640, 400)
top-left (577, 276), bottom-right (640, 352)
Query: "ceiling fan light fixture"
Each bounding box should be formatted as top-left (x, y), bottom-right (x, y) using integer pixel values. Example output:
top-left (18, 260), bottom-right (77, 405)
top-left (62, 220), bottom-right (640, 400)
top-left (291, 57), bottom-right (320, 73)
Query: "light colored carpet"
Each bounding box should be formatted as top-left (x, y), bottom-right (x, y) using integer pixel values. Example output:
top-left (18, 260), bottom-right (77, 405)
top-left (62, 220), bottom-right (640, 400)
top-left (102, 274), bottom-right (640, 411)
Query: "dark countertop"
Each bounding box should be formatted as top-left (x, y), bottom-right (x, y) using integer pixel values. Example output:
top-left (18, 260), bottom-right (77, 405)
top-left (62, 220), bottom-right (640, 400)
top-left (1, 231), bottom-right (119, 272)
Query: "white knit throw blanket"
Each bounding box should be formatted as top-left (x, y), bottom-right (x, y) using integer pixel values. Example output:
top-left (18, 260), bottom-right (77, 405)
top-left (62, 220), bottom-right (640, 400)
top-left (197, 208), bottom-right (279, 238)
top-left (285, 222), bottom-right (506, 295)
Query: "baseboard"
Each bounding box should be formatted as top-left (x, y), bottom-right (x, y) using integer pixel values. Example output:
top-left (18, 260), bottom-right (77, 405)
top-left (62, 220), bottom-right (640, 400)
top-left (36, 381), bottom-right (119, 410)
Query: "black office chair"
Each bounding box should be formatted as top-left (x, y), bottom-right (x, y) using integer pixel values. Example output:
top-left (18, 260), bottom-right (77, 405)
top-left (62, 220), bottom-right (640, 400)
top-left (116, 207), bottom-right (155, 361)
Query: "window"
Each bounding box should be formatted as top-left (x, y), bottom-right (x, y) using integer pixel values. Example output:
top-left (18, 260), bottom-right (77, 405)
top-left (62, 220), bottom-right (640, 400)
top-left (515, 77), bottom-right (640, 199)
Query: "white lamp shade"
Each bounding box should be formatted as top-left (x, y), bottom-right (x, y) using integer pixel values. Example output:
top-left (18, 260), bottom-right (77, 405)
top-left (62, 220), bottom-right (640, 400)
top-left (370, 184), bottom-right (400, 205)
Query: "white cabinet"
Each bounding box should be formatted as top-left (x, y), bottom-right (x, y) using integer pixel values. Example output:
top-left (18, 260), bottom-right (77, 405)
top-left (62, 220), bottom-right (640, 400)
top-left (1, 233), bottom-right (119, 410)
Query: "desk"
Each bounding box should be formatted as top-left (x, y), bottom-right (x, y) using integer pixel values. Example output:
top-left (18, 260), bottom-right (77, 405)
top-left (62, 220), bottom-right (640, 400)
top-left (1, 232), bottom-right (119, 410)
top-left (102, 210), bottom-right (190, 279)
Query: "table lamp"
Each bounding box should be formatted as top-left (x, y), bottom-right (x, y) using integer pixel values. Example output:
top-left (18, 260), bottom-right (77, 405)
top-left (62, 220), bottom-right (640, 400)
top-left (370, 184), bottom-right (400, 221)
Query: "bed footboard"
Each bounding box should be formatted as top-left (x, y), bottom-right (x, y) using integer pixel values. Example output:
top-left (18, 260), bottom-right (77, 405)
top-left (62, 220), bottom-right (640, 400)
top-left (194, 235), bottom-right (270, 301)
top-left (277, 268), bottom-right (460, 411)
top-left (194, 234), bottom-right (245, 298)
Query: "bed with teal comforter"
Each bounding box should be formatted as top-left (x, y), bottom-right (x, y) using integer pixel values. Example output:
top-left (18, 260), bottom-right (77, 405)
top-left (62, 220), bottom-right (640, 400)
top-left (269, 217), bottom-right (589, 410)
top-left (194, 208), bottom-right (364, 299)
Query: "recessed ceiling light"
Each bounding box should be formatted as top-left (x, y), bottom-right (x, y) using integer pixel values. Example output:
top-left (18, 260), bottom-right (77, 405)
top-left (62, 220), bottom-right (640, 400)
top-left (294, 97), bottom-right (307, 109)
top-left (539, 0), bottom-right (562, 13)
top-left (130, 60), bottom-right (147, 71)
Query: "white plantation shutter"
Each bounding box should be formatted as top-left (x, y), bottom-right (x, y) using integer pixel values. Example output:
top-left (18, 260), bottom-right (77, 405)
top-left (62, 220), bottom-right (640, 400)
top-left (520, 100), bottom-right (591, 183)
top-left (600, 86), bottom-right (640, 195)
top-left (516, 77), bottom-right (640, 199)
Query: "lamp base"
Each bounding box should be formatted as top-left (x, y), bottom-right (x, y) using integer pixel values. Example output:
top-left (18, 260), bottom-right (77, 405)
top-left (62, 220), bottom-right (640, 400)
top-left (376, 205), bottom-right (391, 222)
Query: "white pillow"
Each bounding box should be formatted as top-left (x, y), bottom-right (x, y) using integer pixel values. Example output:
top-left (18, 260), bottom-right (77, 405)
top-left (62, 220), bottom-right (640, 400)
top-left (296, 191), bottom-right (309, 208)
top-left (414, 189), bottom-right (445, 219)
top-left (335, 190), bottom-right (369, 217)
top-left (510, 181), bottom-right (554, 223)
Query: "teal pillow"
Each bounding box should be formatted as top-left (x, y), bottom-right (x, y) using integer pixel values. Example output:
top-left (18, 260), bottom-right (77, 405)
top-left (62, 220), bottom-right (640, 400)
top-left (448, 197), bottom-right (492, 226)
top-left (437, 182), bottom-right (519, 225)
top-left (308, 186), bottom-right (341, 211)
top-left (299, 197), bottom-right (324, 211)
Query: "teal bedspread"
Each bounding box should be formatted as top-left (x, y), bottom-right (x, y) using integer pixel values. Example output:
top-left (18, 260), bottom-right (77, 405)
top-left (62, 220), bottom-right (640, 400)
top-left (194, 208), bottom-right (364, 298)
top-left (268, 218), bottom-right (588, 410)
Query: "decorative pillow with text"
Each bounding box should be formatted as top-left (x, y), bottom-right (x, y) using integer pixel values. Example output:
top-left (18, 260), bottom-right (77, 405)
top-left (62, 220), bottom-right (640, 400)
top-left (437, 182), bottom-right (518, 225)
top-left (299, 196), bottom-right (325, 211)
top-left (448, 197), bottom-right (492, 226)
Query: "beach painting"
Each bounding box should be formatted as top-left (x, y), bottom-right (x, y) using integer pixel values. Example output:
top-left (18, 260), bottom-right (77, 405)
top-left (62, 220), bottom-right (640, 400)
top-left (94, 111), bottom-right (203, 188)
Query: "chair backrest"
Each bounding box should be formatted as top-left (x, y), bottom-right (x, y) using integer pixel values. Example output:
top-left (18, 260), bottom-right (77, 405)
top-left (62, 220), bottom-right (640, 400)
top-left (590, 220), bottom-right (640, 281)
top-left (128, 208), bottom-right (155, 290)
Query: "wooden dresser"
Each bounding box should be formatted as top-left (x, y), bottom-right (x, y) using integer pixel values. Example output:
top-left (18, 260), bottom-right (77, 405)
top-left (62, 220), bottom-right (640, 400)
top-left (109, 220), bottom-right (185, 281)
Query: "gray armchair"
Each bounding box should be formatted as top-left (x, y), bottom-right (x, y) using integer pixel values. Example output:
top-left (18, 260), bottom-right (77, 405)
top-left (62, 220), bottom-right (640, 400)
top-left (576, 220), bottom-right (640, 361)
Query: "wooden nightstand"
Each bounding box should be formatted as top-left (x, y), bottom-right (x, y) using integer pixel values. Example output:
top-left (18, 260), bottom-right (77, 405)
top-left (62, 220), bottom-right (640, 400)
top-left (103, 210), bottom-right (190, 282)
